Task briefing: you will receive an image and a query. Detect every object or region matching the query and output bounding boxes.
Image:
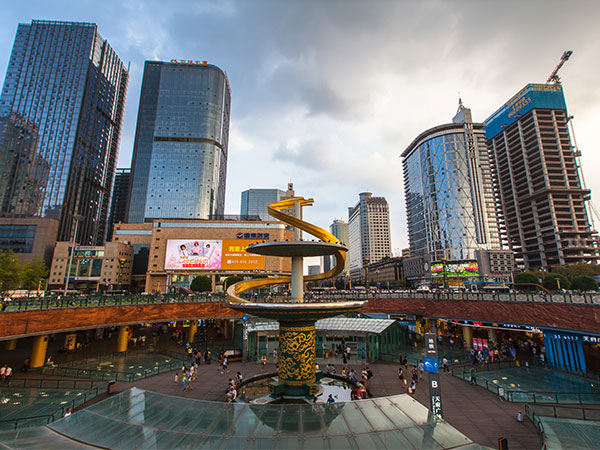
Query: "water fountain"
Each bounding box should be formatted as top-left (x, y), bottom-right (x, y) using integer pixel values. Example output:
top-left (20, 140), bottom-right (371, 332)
top-left (226, 196), bottom-right (365, 400)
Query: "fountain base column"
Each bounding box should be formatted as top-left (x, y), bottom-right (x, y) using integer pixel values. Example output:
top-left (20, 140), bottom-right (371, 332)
top-left (277, 320), bottom-right (316, 396)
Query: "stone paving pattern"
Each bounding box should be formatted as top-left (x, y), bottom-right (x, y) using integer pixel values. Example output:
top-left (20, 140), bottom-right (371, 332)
top-left (118, 359), bottom-right (542, 449)
top-left (2, 333), bottom-right (544, 449)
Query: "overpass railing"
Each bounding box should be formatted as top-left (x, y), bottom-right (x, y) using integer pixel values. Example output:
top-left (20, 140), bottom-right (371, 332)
top-left (1, 289), bottom-right (599, 314)
top-left (304, 290), bottom-right (600, 305)
top-left (1, 292), bottom-right (226, 312)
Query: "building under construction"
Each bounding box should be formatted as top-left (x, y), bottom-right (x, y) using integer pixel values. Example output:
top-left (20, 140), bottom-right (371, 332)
top-left (485, 82), bottom-right (599, 270)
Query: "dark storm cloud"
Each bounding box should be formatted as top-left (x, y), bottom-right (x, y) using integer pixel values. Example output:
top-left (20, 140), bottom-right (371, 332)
top-left (1, 0), bottom-right (600, 252)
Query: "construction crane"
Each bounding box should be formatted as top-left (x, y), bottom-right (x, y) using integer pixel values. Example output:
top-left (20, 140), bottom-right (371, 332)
top-left (546, 50), bottom-right (600, 229)
top-left (546, 50), bottom-right (573, 84)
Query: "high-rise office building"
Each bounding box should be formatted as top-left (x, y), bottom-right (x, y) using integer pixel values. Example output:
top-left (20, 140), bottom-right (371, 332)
top-left (241, 188), bottom-right (286, 220)
top-left (485, 83), bottom-right (598, 269)
top-left (330, 218), bottom-right (350, 276)
top-left (0, 20), bottom-right (128, 245)
top-left (347, 193), bottom-right (391, 278)
top-left (402, 102), bottom-right (502, 263)
top-left (127, 60), bottom-right (231, 223)
top-left (106, 168), bottom-right (131, 241)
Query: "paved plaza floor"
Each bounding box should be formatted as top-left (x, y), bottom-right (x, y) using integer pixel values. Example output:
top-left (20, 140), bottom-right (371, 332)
top-left (113, 359), bottom-right (543, 449)
top-left (0, 334), bottom-right (549, 448)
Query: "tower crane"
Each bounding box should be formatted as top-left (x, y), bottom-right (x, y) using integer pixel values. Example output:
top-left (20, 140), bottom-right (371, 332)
top-left (546, 50), bottom-right (573, 84)
top-left (546, 50), bottom-right (600, 230)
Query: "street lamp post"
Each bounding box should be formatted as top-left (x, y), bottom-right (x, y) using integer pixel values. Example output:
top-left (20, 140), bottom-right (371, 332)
top-left (364, 257), bottom-right (370, 288)
top-left (117, 258), bottom-right (126, 291)
top-left (64, 214), bottom-right (83, 296)
top-left (441, 257), bottom-right (448, 290)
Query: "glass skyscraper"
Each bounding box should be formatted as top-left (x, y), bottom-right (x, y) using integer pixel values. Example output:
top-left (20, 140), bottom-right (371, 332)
top-left (127, 60), bottom-right (231, 223)
top-left (402, 102), bottom-right (501, 263)
top-left (240, 189), bottom-right (285, 220)
top-left (0, 20), bottom-right (128, 245)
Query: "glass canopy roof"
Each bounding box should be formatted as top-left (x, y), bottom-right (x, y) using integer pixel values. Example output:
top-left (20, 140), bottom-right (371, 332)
top-left (247, 317), bottom-right (396, 335)
top-left (0, 388), bottom-right (486, 449)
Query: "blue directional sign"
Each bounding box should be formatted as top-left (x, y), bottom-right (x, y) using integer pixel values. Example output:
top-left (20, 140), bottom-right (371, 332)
top-left (242, 315), bottom-right (248, 322)
top-left (424, 356), bottom-right (438, 373)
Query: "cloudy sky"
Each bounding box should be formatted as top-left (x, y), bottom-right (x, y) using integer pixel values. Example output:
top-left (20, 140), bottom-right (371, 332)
top-left (1, 0), bottom-right (600, 254)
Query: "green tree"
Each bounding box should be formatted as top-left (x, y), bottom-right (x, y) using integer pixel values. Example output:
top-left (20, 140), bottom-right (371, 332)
top-left (542, 273), bottom-right (570, 291)
top-left (20, 259), bottom-right (48, 291)
top-left (514, 271), bottom-right (540, 290)
top-left (0, 250), bottom-right (20, 293)
top-left (570, 275), bottom-right (598, 292)
top-left (552, 263), bottom-right (600, 280)
top-left (223, 275), bottom-right (243, 291)
top-left (190, 275), bottom-right (212, 292)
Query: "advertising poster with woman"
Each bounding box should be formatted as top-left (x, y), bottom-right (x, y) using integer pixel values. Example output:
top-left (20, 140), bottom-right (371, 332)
top-left (165, 240), bottom-right (222, 270)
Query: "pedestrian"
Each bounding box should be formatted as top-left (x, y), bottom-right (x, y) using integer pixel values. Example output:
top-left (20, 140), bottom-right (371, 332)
top-left (469, 367), bottom-right (477, 385)
top-left (223, 356), bottom-right (229, 373)
top-left (418, 360), bottom-right (424, 380)
top-left (4, 365), bottom-right (12, 385)
top-left (361, 348), bottom-right (366, 364)
top-left (236, 371), bottom-right (243, 385)
top-left (327, 394), bottom-right (335, 404)
top-left (273, 348), bottom-right (278, 362)
top-left (64, 408), bottom-right (72, 417)
top-left (398, 367), bottom-right (406, 385)
top-left (0, 365), bottom-right (6, 383)
top-left (412, 367), bottom-right (418, 383)
top-left (408, 380), bottom-right (416, 395)
top-left (261, 355), bottom-right (266, 371)
top-left (442, 357), bottom-right (449, 373)
top-left (174, 372), bottom-right (179, 385)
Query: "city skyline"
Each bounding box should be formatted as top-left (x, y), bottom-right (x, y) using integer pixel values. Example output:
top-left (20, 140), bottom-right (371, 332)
top-left (1, 1), bottom-right (600, 253)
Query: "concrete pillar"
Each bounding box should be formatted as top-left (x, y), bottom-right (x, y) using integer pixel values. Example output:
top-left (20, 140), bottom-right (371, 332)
top-left (31, 335), bottom-right (49, 368)
top-left (117, 325), bottom-right (129, 353)
top-left (291, 257), bottom-right (304, 303)
top-left (187, 320), bottom-right (198, 343)
top-left (487, 328), bottom-right (497, 343)
top-left (462, 326), bottom-right (473, 350)
top-left (5, 338), bottom-right (17, 351)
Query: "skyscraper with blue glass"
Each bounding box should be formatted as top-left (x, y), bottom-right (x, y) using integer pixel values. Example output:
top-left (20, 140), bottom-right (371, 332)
top-left (127, 60), bottom-right (231, 223)
top-left (402, 102), bottom-right (502, 264)
top-left (0, 20), bottom-right (128, 245)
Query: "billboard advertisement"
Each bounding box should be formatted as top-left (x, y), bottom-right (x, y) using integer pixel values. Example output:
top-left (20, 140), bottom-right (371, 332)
top-left (164, 239), bottom-right (264, 271)
top-left (165, 240), bottom-right (222, 270)
top-left (430, 261), bottom-right (479, 277)
top-left (222, 240), bottom-right (264, 270)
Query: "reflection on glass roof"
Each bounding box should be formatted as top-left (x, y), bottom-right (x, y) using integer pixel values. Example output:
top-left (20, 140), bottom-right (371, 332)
top-left (247, 317), bottom-right (395, 335)
top-left (0, 388), bottom-right (488, 449)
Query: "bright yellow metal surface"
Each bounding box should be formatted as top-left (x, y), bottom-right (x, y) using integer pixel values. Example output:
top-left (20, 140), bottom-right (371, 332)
top-left (226, 197), bottom-right (346, 303)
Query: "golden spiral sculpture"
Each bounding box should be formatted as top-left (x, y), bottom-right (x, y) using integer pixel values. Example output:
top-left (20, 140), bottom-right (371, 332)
top-left (226, 197), bottom-right (346, 304)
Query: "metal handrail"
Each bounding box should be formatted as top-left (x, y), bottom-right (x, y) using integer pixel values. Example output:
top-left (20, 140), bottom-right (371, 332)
top-left (2, 289), bottom-right (599, 313)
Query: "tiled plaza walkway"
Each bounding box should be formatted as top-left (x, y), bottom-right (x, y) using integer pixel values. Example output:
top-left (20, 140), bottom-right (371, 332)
top-left (115, 359), bottom-right (542, 449)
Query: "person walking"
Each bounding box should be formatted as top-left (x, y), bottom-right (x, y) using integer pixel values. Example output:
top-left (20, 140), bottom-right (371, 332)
top-left (398, 367), bottom-right (406, 385)
top-left (469, 367), bottom-right (477, 385)
top-left (418, 360), bottom-right (425, 380)
top-left (442, 357), bottom-right (449, 373)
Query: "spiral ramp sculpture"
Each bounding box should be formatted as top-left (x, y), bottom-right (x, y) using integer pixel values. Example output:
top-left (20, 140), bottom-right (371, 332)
top-left (226, 197), bottom-right (347, 304)
top-left (225, 196), bottom-right (365, 396)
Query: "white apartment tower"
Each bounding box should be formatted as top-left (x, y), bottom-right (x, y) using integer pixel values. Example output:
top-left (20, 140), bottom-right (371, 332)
top-left (348, 193), bottom-right (392, 278)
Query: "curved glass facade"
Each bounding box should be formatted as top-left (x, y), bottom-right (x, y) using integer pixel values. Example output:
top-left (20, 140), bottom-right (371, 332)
top-left (403, 121), bottom-right (500, 262)
top-left (128, 62), bottom-right (230, 223)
